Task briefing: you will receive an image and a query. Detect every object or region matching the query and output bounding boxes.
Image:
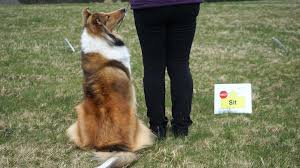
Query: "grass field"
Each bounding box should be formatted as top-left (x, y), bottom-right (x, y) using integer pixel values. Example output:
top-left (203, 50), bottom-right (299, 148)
top-left (0, 0), bottom-right (299, 167)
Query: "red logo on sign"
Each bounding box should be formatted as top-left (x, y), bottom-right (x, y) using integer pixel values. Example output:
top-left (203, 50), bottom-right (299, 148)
top-left (219, 91), bottom-right (228, 99)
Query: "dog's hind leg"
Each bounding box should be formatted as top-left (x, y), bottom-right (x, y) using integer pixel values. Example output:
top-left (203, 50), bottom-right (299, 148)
top-left (132, 119), bottom-right (155, 151)
top-left (67, 121), bottom-right (81, 146)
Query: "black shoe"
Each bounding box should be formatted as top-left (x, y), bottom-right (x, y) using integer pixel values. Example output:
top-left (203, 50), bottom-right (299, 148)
top-left (172, 126), bottom-right (188, 138)
top-left (150, 125), bottom-right (166, 139)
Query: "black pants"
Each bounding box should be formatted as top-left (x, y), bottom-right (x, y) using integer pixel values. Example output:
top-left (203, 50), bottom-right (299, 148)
top-left (133, 3), bottom-right (200, 131)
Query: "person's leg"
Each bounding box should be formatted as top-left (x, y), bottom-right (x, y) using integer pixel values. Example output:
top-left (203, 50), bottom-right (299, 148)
top-left (133, 8), bottom-right (169, 137)
top-left (166, 3), bottom-right (200, 136)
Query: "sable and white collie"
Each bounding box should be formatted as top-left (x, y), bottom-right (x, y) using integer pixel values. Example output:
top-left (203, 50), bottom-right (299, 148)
top-left (67, 8), bottom-right (154, 167)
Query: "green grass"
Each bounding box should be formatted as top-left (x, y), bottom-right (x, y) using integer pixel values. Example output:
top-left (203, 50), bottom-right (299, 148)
top-left (0, 0), bottom-right (299, 167)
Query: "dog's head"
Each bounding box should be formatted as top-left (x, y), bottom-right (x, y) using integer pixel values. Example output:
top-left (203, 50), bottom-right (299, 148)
top-left (82, 8), bottom-right (126, 37)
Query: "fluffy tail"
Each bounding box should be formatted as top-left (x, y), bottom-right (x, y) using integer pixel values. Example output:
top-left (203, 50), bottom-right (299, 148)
top-left (94, 151), bottom-right (138, 168)
top-left (94, 120), bottom-right (155, 167)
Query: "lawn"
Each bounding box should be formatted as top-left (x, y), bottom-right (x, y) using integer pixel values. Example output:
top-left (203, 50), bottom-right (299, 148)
top-left (0, 0), bottom-right (299, 167)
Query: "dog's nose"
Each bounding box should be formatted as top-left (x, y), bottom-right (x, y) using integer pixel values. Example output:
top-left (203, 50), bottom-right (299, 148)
top-left (120, 8), bottom-right (126, 13)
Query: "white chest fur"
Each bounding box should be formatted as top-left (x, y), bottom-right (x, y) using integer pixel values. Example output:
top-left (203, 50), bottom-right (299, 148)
top-left (81, 28), bottom-right (131, 72)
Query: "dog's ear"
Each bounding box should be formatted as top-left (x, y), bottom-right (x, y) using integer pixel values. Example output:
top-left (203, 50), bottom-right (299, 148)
top-left (82, 8), bottom-right (91, 26)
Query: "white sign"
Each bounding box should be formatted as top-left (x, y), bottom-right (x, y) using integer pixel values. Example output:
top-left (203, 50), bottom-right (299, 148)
top-left (214, 83), bottom-right (252, 114)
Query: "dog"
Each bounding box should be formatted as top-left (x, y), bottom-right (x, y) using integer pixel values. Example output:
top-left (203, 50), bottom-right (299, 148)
top-left (67, 8), bottom-right (155, 167)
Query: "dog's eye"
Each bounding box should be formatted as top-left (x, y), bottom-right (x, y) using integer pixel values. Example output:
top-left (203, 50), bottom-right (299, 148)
top-left (106, 16), bottom-right (110, 20)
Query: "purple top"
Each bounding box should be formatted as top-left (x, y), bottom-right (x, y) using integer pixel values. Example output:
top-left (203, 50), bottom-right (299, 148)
top-left (130, 0), bottom-right (202, 9)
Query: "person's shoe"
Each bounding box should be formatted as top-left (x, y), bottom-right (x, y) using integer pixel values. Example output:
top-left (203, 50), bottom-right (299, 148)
top-left (172, 126), bottom-right (188, 138)
top-left (150, 125), bottom-right (166, 139)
